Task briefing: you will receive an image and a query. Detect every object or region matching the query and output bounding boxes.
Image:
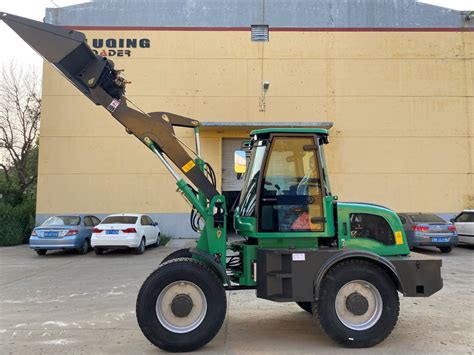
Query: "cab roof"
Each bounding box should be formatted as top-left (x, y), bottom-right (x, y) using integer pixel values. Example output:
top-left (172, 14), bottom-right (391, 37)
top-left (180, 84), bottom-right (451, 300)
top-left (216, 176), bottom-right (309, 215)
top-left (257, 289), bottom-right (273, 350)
top-left (250, 128), bottom-right (329, 136)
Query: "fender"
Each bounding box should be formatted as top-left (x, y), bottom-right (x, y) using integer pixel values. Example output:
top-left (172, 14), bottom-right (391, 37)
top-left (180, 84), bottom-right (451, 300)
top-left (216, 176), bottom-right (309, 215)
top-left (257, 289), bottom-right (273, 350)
top-left (190, 248), bottom-right (230, 286)
top-left (313, 249), bottom-right (404, 299)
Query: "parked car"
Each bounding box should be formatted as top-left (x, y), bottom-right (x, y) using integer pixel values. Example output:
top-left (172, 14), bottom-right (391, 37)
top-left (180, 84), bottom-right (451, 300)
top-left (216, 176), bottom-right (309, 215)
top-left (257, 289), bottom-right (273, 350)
top-left (91, 213), bottom-right (160, 255)
top-left (452, 210), bottom-right (474, 246)
top-left (29, 215), bottom-right (101, 256)
top-left (397, 212), bottom-right (458, 253)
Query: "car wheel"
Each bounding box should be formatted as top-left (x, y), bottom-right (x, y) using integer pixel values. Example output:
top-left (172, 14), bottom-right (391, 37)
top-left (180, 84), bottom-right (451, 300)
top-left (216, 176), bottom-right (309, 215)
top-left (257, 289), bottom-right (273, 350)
top-left (77, 239), bottom-right (90, 255)
top-left (152, 233), bottom-right (160, 248)
top-left (161, 248), bottom-right (192, 264)
top-left (136, 258), bottom-right (227, 352)
top-left (438, 246), bottom-right (452, 253)
top-left (135, 237), bottom-right (146, 254)
top-left (296, 302), bottom-right (313, 314)
top-left (315, 259), bottom-right (399, 348)
top-left (35, 249), bottom-right (47, 256)
top-left (94, 247), bottom-right (104, 255)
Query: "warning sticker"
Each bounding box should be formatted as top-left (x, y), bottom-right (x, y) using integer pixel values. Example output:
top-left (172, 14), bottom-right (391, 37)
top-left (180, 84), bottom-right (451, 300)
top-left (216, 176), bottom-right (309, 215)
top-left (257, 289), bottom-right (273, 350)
top-left (107, 99), bottom-right (121, 112)
top-left (292, 253), bottom-right (305, 261)
top-left (395, 231), bottom-right (403, 245)
top-left (181, 160), bottom-right (196, 173)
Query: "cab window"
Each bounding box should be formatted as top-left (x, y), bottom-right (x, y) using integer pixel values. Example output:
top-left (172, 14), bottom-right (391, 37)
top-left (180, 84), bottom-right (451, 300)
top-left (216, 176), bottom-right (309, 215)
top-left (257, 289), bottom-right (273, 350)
top-left (350, 213), bottom-right (395, 245)
top-left (259, 136), bottom-right (324, 232)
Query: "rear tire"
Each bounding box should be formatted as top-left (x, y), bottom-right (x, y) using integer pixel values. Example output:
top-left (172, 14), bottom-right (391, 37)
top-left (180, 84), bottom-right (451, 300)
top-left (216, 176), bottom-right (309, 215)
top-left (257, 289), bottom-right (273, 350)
top-left (296, 302), bottom-right (313, 314)
top-left (161, 248), bottom-right (192, 264)
top-left (135, 238), bottom-right (146, 254)
top-left (438, 246), bottom-right (452, 253)
top-left (77, 239), bottom-right (90, 255)
top-left (314, 259), bottom-right (399, 348)
top-left (136, 258), bottom-right (226, 352)
top-left (94, 247), bottom-right (104, 255)
top-left (35, 249), bottom-right (47, 256)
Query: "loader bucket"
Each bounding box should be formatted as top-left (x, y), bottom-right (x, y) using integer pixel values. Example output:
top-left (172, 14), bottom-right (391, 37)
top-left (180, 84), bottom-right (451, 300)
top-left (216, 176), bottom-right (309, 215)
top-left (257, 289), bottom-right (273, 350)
top-left (0, 12), bottom-right (121, 102)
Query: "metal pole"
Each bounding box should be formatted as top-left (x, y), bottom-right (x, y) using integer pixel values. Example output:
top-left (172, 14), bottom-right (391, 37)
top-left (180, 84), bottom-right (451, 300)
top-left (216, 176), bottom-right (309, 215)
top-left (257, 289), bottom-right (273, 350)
top-left (194, 127), bottom-right (201, 158)
top-left (146, 139), bottom-right (181, 181)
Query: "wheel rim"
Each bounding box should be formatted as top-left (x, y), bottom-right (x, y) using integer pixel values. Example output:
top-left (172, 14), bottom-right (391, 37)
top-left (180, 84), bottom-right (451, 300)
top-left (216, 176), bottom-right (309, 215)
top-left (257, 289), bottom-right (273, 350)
top-left (156, 280), bottom-right (207, 334)
top-left (334, 280), bottom-right (383, 331)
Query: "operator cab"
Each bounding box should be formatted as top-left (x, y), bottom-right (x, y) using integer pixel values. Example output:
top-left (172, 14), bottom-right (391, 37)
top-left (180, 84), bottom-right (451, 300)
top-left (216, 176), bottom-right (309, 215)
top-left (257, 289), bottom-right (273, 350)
top-left (236, 128), bottom-right (331, 235)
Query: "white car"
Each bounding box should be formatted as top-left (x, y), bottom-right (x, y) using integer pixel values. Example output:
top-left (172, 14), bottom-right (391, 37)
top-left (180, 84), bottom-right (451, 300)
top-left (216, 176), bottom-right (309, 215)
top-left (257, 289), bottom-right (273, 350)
top-left (91, 214), bottom-right (160, 254)
top-left (452, 210), bottom-right (474, 246)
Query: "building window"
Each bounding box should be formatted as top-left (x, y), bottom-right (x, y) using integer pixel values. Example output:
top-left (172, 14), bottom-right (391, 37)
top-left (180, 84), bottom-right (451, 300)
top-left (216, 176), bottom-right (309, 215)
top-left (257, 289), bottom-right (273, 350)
top-left (251, 25), bottom-right (269, 42)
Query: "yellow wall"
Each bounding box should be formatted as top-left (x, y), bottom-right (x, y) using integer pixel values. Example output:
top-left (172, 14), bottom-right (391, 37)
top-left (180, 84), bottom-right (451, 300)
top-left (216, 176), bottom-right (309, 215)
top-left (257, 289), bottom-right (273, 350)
top-left (38, 30), bottom-right (473, 215)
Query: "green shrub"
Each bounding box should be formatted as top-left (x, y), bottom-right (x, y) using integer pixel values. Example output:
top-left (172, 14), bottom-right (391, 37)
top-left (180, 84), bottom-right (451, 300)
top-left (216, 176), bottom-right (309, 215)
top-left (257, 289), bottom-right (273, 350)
top-left (0, 199), bottom-right (36, 246)
top-left (160, 235), bottom-right (170, 247)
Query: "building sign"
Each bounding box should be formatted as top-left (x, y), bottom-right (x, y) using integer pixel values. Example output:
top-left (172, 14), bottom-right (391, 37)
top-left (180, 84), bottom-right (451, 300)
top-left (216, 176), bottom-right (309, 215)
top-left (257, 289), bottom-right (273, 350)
top-left (88, 38), bottom-right (151, 57)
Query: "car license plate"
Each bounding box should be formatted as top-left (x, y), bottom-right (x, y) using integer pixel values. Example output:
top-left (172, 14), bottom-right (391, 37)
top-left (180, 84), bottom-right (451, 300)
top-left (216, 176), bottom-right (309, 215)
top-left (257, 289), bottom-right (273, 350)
top-left (44, 231), bottom-right (58, 237)
top-left (431, 237), bottom-right (449, 243)
top-left (106, 230), bottom-right (119, 235)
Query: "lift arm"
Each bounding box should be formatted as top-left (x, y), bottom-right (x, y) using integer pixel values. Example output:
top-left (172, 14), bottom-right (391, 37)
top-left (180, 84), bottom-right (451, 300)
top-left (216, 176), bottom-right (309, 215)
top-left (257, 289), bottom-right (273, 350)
top-left (0, 12), bottom-right (219, 201)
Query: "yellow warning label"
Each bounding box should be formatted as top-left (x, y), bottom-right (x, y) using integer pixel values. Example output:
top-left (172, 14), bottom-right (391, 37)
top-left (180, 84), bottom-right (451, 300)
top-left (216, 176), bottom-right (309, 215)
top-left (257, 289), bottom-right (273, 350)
top-left (395, 231), bottom-right (403, 245)
top-left (181, 160), bottom-right (196, 173)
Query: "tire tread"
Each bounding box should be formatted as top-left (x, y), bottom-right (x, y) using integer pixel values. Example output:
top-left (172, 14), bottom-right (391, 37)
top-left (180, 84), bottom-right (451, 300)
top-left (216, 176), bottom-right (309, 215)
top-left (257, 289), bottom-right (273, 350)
top-left (136, 258), bottom-right (226, 352)
top-left (314, 259), bottom-right (400, 348)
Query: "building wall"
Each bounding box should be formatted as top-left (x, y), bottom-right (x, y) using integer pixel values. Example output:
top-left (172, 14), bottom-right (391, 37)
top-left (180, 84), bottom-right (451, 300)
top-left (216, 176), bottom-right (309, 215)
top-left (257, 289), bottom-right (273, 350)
top-left (37, 2), bottom-right (473, 235)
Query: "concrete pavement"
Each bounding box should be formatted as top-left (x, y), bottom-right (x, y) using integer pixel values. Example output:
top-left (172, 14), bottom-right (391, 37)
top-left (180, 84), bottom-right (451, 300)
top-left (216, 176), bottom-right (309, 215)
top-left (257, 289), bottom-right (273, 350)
top-left (0, 241), bottom-right (473, 354)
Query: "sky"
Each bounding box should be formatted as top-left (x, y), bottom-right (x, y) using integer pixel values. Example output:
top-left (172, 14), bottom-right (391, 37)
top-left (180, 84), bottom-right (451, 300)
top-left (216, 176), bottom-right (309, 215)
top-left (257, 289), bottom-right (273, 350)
top-left (0, 0), bottom-right (90, 71)
top-left (0, 0), bottom-right (472, 73)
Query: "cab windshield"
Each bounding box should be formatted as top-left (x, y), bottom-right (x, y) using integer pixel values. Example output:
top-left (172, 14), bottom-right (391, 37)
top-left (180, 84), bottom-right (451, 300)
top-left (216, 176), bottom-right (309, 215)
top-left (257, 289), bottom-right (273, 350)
top-left (238, 142), bottom-right (267, 216)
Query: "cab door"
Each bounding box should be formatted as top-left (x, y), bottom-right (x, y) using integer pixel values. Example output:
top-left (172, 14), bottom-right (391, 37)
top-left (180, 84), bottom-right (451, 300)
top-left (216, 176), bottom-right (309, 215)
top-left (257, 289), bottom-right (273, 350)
top-left (258, 136), bottom-right (325, 233)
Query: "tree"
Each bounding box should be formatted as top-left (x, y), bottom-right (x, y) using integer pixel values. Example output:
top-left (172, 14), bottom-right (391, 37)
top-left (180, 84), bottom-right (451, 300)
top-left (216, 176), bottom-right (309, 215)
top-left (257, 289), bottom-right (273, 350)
top-left (0, 61), bottom-right (41, 200)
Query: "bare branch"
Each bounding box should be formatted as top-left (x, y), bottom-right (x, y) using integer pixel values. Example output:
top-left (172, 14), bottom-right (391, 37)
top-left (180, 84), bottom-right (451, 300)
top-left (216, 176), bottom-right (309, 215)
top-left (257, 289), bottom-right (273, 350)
top-left (0, 60), bottom-right (41, 193)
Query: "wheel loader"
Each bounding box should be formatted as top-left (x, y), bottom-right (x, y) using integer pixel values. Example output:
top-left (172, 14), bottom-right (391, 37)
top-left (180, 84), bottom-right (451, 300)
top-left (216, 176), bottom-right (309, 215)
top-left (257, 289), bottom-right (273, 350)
top-left (1, 12), bottom-right (443, 352)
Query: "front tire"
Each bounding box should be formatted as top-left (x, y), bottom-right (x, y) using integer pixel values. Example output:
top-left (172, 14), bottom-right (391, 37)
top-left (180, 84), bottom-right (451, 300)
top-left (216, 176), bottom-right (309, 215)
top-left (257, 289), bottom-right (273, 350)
top-left (315, 260), bottom-right (399, 348)
top-left (161, 248), bottom-right (192, 264)
top-left (438, 246), bottom-right (452, 253)
top-left (136, 258), bottom-right (226, 352)
top-left (94, 247), bottom-right (104, 255)
top-left (35, 249), bottom-right (47, 256)
top-left (152, 233), bottom-right (160, 248)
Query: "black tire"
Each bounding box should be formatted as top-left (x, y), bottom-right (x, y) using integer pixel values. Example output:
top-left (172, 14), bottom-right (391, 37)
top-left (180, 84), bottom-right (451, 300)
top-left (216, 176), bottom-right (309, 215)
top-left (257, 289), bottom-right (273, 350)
top-left (161, 248), bottom-right (192, 264)
top-left (94, 247), bottom-right (104, 255)
top-left (35, 249), bottom-right (47, 256)
top-left (135, 237), bottom-right (146, 254)
top-left (439, 246), bottom-right (452, 253)
top-left (152, 233), bottom-right (160, 248)
top-left (136, 258), bottom-right (226, 352)
top-left (296, 302), bottom-right (313, 314)
top-left (77, 239), bottom-right (90, 255)
top-left (315, 259), bottom-right (399, 348)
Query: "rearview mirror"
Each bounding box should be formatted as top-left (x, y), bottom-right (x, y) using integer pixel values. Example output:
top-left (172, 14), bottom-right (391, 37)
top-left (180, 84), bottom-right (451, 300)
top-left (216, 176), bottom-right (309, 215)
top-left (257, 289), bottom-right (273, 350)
top-left (234, 150), bottom-right (246, 176)
top-left (241, 141), bottom-right (252, 150)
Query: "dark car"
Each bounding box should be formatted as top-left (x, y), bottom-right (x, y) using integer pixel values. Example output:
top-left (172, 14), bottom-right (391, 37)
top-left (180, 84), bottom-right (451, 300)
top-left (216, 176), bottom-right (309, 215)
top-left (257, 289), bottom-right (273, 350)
top-left (397, 213), bottom-right (458, 253)
top-left (29, 215), bottom-right (101, 256)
